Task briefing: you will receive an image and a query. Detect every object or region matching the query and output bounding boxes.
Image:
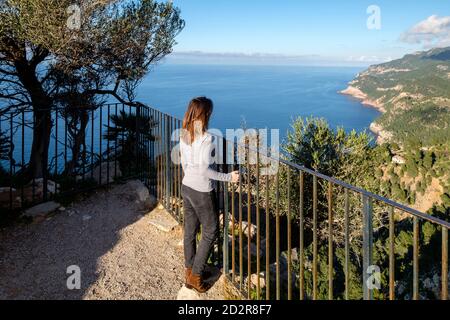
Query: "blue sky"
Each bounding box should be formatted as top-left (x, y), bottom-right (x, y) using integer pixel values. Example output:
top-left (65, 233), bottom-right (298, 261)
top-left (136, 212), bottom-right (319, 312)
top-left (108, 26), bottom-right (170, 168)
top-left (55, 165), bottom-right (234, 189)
top-left (168, 0), bottom-right (450, 65)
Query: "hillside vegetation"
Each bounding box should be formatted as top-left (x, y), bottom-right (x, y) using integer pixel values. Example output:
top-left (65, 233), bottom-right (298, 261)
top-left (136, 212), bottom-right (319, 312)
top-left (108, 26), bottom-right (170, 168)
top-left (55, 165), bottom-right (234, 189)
top-left (343, 47), bottom-right (450, 146)
top-left (341, 47), bottom-right (450, 215)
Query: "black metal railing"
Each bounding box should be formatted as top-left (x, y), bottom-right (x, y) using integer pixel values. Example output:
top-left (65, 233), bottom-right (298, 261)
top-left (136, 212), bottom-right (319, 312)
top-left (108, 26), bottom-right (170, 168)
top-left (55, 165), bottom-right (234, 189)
top-left (151, 105), bottom-right (449, 301)
top-left (1, 102), bottom-right (448, 300)
top-left (0, 103), bottom-right (156, 217)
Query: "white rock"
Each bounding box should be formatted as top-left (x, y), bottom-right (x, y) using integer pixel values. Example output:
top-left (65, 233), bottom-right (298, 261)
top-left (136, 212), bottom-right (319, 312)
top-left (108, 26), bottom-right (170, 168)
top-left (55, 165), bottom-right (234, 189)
top-left (24, 201), bottom-right (61, 218)
top-left (250, 273), bottom-right (266, 289)
top-left (84, 161), bottom-right (122, 184)
top-left (0, 187), bottom-right (16, 192)
top-left (82, 214), bottom-right (92, 221)
top-left (241, 221), bottom-right (257, 238)
top-left (149, 213), bottom-right (179, 232)
top-left (177, 285), bottom-right (201, 300)
top-left (113, 180), bottom-right (156, 210)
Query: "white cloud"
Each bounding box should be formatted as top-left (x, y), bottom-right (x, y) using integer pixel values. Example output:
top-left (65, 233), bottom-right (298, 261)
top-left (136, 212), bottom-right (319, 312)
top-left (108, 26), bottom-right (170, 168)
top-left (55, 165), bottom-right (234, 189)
top-left (167, 51), bottom-right (370, 66)
top-left (346, 55), bottom-right (390, 63)
top-left (400, 15), bottom-right (450, 48)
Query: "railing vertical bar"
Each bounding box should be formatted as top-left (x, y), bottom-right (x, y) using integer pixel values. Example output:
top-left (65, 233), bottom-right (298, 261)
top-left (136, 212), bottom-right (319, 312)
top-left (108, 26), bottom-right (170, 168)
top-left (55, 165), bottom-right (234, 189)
top-left (42, 113), bottom-right (48, 201)
top-left (64, 111), bottom-right (68, 171)
top-left (9, 114), bottom-right (13, 210)
top-left (275, 163), bottom-right (280, 300)
top-left (106, 105), bottom-right (110, 186)
top-left (178, 120), bottom-right (182, 220)
top-left (247, 142), bottom-right (251, 299)
top-left (344, 188), bottom-right (350, 300)
top-left (223, 137), bottom-right (229, 275)
top-left (265, 171), bottom-right (270, 300)
top-left (389, 207), bottom-right (395, 300)
top-left (156, 111), bottom-right (159, 201)
top-left (287, 167), bottom-right (292, 300)
top-left (299, 171), bottom-right (304, 300)
top-left (160, 113), bottom-right (163, 204)
top-left (442, 227), bottom-right (448, 300)
top-left (150, 109), bottom-right (153, 188)
top-left (413, 216), bottom-right (420, 300)
top-left (231, 143), bottom-right (236, 282)
top-left (158, 111), bottom-right (162, 202)
top-left (312, 175), bottom-right (318, 300)
top-left (256, 135), bottom-right (261, 300)
top-left (161, 111), bottom-right (164, 205)
top-left (98, 106), bottom-right (103, 186)
top-left (238, 161), bottom-right (243, 290)
top-left (328, 181), bottom-right (333, 300)
top-left (81, 109), bottom-right (86, 183)
top-left (165, 113), bottom-right (168, 209)
top-left (170, 117), bottom-right (174, 216)
top-left (362, 195), bottom-right (373, 300)
top-left (170, 116), bottom-right (174, 216)
top-left (54, 108), bottom-right (58, 186)
top-left (21, 111), bottom-right (25, 207)
top-left (91, 108), bottom-right (94, 180)
top-left (114, 104), bottom-right (118, 180)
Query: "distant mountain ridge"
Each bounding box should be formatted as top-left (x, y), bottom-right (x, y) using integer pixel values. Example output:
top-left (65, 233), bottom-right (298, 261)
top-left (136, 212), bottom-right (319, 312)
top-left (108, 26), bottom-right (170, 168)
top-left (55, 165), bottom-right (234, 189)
top-left (341, 47), bottom-right (450, 146)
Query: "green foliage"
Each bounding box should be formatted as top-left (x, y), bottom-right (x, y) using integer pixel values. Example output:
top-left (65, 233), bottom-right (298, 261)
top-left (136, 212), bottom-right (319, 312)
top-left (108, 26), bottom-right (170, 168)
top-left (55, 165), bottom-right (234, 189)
top-left (103, 110), bottom-right (157, 177)
top-left (405, 158), bottom-right (419, 178)
top-left (422, 151), bottom-right (434, 169)
top-left (351, 47), bottom-right (450, 147)
top-left (278, 115), bottom-right (449, 300)
top-left (284, 117), bottom-right (375, 188)
top-left (441, 193), bottom-right (450, 208)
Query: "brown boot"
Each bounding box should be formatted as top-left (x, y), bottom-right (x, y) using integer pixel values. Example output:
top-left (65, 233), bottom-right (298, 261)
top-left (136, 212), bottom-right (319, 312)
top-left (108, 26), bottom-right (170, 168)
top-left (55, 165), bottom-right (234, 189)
top-left (186, 273), bottom-right (210, 293)
top-left (185, 268), bottom-right (192, 283)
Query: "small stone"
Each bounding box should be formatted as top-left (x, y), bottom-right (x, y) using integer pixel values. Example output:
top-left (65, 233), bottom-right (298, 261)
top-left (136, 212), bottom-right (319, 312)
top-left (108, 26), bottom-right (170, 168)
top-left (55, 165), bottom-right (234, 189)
top-left (177, 239), bottom-right (184, 247)
top-left (82, 215), bottom-right (92, 221)
top-left (250, 273), bottom-right (266, 289)
top-left (59, 207), bottom-right (66, 211)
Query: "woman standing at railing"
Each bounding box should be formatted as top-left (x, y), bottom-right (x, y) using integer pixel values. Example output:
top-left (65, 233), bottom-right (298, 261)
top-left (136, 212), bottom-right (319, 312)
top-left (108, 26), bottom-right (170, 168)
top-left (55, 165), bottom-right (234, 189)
top-left (180, 97), bottom-right (239, 293)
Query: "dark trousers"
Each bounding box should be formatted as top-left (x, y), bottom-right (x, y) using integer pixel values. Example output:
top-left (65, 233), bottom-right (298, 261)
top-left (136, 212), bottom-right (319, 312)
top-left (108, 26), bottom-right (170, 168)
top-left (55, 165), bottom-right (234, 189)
top-left (181, 184), bottom-right (218, 275)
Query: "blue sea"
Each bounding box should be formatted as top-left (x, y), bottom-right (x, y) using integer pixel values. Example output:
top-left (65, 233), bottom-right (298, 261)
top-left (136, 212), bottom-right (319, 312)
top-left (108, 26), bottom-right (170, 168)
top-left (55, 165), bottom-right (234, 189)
top-left (136, 64), bottom-right (380, 139)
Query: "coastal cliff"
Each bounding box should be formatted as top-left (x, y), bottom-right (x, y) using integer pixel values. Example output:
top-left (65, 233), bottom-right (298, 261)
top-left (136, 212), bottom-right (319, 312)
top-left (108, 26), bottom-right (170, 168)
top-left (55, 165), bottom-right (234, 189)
top-left (340, 85), bottom-right (389, 144)
top-left (341, 46), bottom-right (450, 146)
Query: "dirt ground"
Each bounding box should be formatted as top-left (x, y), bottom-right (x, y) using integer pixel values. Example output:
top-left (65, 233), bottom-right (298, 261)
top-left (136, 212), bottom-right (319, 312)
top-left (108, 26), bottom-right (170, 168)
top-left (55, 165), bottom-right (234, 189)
top-left (0, 182), bottom-right (224, 300)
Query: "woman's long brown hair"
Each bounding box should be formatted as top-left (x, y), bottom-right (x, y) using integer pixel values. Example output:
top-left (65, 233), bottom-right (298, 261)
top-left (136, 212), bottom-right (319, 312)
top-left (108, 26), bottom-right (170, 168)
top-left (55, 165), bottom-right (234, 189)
top-left (182, 97), bottom-right (213, 144)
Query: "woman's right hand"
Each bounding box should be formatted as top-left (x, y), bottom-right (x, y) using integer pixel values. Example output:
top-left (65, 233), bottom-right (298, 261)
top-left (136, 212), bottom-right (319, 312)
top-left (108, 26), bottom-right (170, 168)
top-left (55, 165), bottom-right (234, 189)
top-left (230, 171), bottom-right (240, 183)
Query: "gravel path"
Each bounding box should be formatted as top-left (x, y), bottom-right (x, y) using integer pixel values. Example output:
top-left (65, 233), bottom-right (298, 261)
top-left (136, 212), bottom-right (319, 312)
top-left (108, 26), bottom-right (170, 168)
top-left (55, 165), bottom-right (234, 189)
top-left (0, 182), bottom-right (224, 300)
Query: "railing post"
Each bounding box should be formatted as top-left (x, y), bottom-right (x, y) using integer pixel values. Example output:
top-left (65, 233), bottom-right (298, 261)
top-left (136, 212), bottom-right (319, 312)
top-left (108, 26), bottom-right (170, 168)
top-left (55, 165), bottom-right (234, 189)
top-left (222, 137), bottom-right (229, 275)
top-left (42, 112), bottom-right (49, 201)
top-left (362, 194), bottom-right (374, 300)
top-left (135, 105), bottom-right (141, 182)
top-left (165, 114), bottom-right (171, 210)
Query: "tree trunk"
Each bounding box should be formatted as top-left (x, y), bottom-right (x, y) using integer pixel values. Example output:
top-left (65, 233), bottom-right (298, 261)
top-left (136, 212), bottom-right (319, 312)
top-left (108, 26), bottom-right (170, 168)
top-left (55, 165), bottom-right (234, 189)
top-left (28, 108), bottom-right (52, 179)
top-left (65, 110), bottom-right (89, 175)
top-left (12, 50), bottom-right (53, 181)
